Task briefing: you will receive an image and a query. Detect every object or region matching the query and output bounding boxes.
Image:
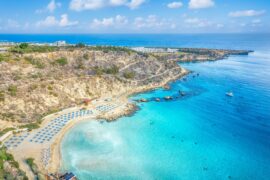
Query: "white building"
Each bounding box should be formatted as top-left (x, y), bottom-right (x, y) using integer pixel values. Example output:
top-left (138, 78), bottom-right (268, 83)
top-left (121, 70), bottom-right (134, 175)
top-left (55, 41), bottom-right (67, 47)
top-left (131, 47), bottom-right (178, 53)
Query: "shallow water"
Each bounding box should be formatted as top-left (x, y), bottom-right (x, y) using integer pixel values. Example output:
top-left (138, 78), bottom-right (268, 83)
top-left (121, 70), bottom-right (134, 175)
top-left (60, 34), bottom-right (270, 179)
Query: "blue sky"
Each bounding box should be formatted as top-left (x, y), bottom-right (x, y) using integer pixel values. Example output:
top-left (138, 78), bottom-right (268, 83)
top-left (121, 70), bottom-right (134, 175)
top-left (0, 0), bottom-right (269, 33)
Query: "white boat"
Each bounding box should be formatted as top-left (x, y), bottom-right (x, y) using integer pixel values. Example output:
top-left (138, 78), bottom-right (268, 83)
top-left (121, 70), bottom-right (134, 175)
top-left (226, 92), bottom-right (233, 97)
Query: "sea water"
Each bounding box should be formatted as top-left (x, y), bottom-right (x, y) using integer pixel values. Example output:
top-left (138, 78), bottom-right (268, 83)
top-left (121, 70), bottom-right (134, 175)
top-left (39, 34), bottom-right (269, 179)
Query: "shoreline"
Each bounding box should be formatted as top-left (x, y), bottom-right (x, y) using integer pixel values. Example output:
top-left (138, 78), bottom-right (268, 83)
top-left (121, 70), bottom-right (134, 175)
top-left (7, 67), bottom-right (188, 178)
top-left (53, 68), bottom-right (189, 173)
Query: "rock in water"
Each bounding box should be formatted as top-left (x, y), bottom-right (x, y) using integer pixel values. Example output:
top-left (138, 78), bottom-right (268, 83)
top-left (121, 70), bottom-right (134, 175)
top-left (164, 96), bottom-right (173, 100)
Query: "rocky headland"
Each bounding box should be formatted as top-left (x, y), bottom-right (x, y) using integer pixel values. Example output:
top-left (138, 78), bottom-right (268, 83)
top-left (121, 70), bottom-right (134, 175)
top-left (0, 44), bottom-right (252, 125)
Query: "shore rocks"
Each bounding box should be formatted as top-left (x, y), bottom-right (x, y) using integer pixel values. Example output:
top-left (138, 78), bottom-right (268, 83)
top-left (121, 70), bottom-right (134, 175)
top-left (155, 98), bottom-right (160, 102)
top-left (179, 91), bottom-right (186, 96)
top-left (163, 85), bottom-right (170, 90)
top-left (139, 98), bottom-right (148, 102)
top-left (164, 96), bottom-right (173, 100)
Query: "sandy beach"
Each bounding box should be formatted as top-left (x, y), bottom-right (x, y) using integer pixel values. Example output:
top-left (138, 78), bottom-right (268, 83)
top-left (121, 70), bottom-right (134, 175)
top-left (3, 67), bottom-right (188, 179)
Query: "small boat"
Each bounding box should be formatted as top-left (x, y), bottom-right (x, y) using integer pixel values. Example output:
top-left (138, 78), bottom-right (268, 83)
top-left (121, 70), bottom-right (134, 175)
top-left (155, 98), bottom-right (160, 102)
top-left (226, 92), bottom-right (233, 97)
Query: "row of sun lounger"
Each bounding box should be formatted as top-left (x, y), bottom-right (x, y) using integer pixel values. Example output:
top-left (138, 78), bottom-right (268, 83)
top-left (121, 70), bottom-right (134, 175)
top-left (41, 148), bottom-right (51, 167)
top-left (29, 109), bottom-right (93, 144)
top-left (4, 132), bottom-right (30, 149)
top-left (3, 104), bottom-right (118, 150)
top-left (95, 104), bottom-right (117, 112)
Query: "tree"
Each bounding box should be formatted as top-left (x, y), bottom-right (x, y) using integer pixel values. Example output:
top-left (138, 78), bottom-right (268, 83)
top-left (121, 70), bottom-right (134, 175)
top-left (19, 43), bottom-right (29, 49)
top-left (76, 43), bottom-right (86, 48)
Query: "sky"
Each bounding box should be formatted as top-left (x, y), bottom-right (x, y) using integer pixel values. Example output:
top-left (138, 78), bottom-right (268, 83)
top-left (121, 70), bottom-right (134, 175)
top-left (0, 0), bottom-right (269, 34)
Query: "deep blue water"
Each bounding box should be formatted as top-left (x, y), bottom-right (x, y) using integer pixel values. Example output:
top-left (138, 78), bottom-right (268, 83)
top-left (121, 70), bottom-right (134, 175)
top-left (1, 34), bottom-right (270, 50)
top-left (3, 34), bottom-right (268, 179)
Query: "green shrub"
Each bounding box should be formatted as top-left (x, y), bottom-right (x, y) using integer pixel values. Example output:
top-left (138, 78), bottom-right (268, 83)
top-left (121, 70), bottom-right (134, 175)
top-left (0, 55), bottom-right (3, 62)
top-left (30, 72), bottom-right (42, 79)
top-left (8, 85), bottom-right (17, 96)
top-left (103, 65), bottom-right (119, 75)
top-left (28, 84), bottom-right (38, 92)
top-left (83, 53), bottom-right (89, 60)
top-left (75, 43), bottom-right (86, 48)
top-left (25, 57), bottom-right (45, 69)
top-left (10, 161), bottom-right (19, 168)
top-left (55, 57), bottom-right (68, 66)
top-left (0, 91), bottom-right (4, 101)
top-left (47, 85), bottom-right (53, 91)
top-left (75, 58), bottom-right (85, 69)
top-left (19, 123), bottom-right (40, 131)
top-left (25, 158), bottom-right (34, 167)
top-left (123, 71), bottom-right (135, 79)
top-left (25, 158), bottom-right (38, 175)
top-left (92, 66), bottom-right (103, 76)
top-left (0, 54), bottom-right (9, 62)
top-left (19, 43), bottom-right (29, 49)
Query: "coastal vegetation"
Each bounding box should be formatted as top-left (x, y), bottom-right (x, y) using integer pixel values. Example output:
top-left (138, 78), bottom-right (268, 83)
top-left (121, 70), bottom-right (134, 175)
top-left (92, 65), bottom-right (119, 75)
top-left (25, 158), bottom-right (35, 173)
top-left (0, 128), bottom-right (15, 137)
top-left (75, 43), bottom-right (86, 48)
top-left (10, 43), bottom-right (57, 54)
top-left (0, 91), bottom-right (4, 101)
top-left (7, 85), bottom-right (17, 96)
top-left (25, 56), bottom-right (45, 69)
top-left (0, 54), bottom-right (10, 62)
top-left (25, 158), bottom-right (45, 180)
top-left (19, 123), bottom-right (40, 131)
top-left (55, 57), bottom-right (68, 66)
top-left (123, 71), bottom-right (135, 79)
top-left (88, 46), bottom-right (135, 54)
top-left (0, 147), bottom-right (27, 180)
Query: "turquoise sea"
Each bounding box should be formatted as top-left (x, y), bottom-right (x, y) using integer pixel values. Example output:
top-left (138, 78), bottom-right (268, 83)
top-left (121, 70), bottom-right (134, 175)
top-left (2, 34), bottom-right (269, 179)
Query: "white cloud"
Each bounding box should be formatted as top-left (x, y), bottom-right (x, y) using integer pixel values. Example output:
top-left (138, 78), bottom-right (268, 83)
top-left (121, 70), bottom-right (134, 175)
top-left (133, 15), bottom-right (175, 30)
top-left (167, 2), bottom-right (183, 9)
top-left (229, 10), bottom-right (266, 17)
top-left (128, 0), bottom-right (145, 9)
top-left (110, 0), bottom-right (127, 6)
top-left (185, 17), bottom-right (212, 27)
top-left (252, 19), bottom-right (261, 24)
top-left (189, 0), bottom-right (214, 9)
top-left (69, 0), bottom-right (145, 11)
top-left (47, 0), bottom-right (61, 12)
top-left (36, 0), bottom-right (61, 13)
top-left (91, 15), bottom-right (128, 28)
top-left (59, 14), bottom-right (79, 27)
top-left (36, 16), bottom-right (58, 27)
top-left (36, 14), bottom-right (78, 27)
